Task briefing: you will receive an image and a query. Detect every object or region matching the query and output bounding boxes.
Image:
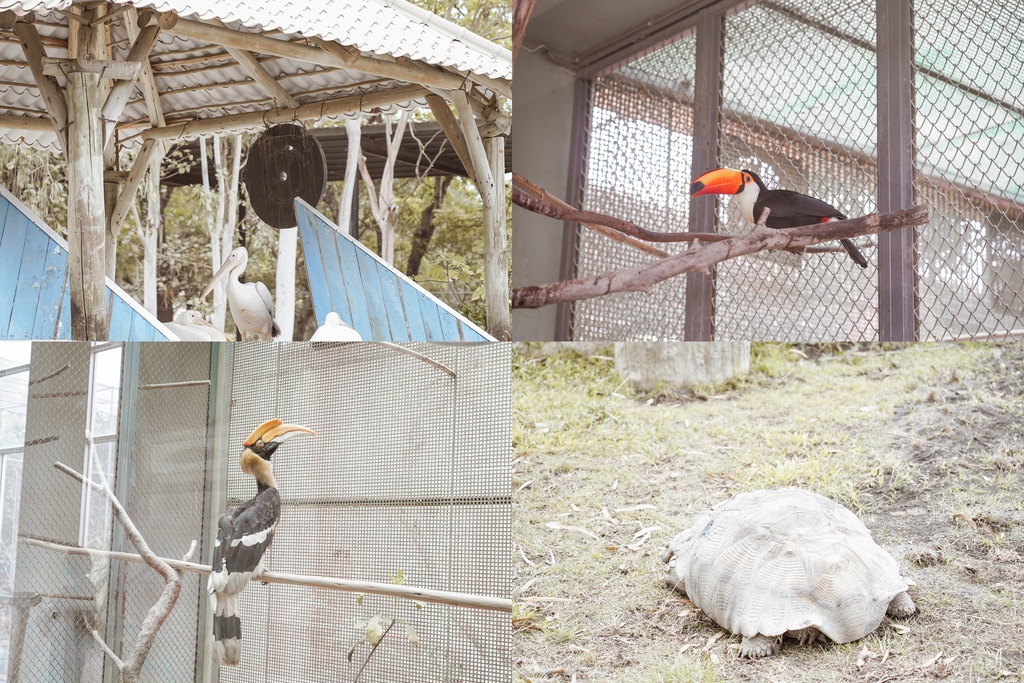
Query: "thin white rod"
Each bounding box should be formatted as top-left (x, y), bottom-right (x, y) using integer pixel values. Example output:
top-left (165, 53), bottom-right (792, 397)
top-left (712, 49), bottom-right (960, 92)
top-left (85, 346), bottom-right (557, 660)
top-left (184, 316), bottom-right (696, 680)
top-left (22, 537), bottom-right (510, 613)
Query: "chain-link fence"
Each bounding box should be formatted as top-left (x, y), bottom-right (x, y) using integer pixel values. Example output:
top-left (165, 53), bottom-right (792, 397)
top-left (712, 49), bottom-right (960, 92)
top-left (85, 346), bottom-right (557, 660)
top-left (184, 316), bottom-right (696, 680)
top-left (3, 342), bottom-right (510, 683)
top-left (5, 343), bottom-right (212, 683)
top-left (572, 0), bottom-right (1024, 341)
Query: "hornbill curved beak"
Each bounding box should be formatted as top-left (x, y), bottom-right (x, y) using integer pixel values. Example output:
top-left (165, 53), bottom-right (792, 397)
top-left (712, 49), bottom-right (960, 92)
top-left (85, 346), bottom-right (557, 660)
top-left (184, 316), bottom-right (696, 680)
top-left (243, 418), bottom-right (316, 459)
top-left (690, 168), bottom-right (746, 197)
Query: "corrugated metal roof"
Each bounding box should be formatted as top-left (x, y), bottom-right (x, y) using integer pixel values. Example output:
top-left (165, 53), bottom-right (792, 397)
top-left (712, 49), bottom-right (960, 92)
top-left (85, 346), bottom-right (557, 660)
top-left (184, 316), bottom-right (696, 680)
top-left (0, 1), bottom-right (511, 151)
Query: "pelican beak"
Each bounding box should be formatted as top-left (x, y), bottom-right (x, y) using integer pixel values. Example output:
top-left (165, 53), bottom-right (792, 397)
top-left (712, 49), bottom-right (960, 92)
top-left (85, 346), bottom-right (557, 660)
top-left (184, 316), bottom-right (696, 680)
top-left (690, 168), bottom-right (745, 197)
top-left (201, 255), bottom-right (235, 299)
top-left (193, 315), bottom-right (219, 330)
top-left (243, 418), bottom-right (316, 448)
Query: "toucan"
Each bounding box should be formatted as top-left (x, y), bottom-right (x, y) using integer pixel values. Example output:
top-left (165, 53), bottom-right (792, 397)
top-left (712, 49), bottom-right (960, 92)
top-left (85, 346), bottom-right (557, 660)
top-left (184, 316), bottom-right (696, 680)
top-left (690, 168), bottom-right (869, 269)
top-left (209, 418), bottom-right (316, 666)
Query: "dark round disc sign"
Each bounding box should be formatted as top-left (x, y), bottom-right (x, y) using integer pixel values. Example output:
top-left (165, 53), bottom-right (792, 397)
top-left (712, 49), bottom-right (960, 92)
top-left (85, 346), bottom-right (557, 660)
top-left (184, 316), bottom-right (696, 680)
top-left (242, 123), bottom-right (327, 229)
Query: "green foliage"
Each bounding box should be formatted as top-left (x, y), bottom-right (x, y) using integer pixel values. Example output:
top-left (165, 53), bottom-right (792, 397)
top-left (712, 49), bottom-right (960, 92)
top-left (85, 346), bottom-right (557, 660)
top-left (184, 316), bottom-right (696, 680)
top-left (0, 145), bottom-right (68, 237)
top-left (407, 0), bottom-right (511, 46)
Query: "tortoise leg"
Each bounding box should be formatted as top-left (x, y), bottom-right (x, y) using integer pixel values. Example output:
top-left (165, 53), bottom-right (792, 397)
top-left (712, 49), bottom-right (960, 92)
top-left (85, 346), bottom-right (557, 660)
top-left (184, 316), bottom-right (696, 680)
top-left (739, 634), bottom-right (780, 658)
top-left (786, 627), bottom-right (823, 646)
top-left (887, 591), bottom-right (916, 618)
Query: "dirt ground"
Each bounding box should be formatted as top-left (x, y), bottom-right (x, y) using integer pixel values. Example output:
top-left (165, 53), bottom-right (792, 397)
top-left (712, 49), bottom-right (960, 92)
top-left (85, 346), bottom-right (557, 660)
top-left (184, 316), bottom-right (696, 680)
top-left (512, 343), bottom-right (1024, 683)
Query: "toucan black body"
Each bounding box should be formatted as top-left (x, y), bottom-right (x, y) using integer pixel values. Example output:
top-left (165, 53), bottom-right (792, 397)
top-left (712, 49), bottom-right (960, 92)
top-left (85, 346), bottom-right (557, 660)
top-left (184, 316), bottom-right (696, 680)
top-left (690, 168), bottom-right (869, 269)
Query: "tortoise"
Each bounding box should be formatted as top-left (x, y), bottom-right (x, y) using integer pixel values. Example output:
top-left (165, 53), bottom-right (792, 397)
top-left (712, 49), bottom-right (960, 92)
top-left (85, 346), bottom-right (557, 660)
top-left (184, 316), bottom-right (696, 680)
top-left (661, 489), bottom-right (916, 657)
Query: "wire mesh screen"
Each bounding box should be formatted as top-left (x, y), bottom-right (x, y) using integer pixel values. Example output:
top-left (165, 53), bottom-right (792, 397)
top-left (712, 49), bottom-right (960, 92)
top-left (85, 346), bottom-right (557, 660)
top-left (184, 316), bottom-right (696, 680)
top-left (222, 343), bottom-right (510, 683)
top-left (574, 35), bottom-right (697, 340)
top-left (5, 342), bottom-right (212, 683)
top-left (914, 0), bottom-right (1024, 340)
top-left (715, 0), bottom-right (879, 340)
top-left (572, 0), bottom-right (1024, 340)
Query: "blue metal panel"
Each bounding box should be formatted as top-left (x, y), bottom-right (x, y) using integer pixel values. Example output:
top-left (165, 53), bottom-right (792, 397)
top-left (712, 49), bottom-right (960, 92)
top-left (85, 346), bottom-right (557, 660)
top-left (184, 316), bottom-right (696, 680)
top-left (414, 286), bottom-right (447, 342)
top-left (296, 210), bottom-right (336, 324)
top-left (8, 220), bottom-right (51, 338)
top-left (32, 240), bottom-right (66, 339)
top-left (54, 269), bottom-right (72, 339)
top-left (353, 247), bottom-right (391, 340)
top-left (397, 279), bottom-right (427, 339)
top-left (0, 205), bottom-right (29, 336)
top-left (107, 292), bottom-right (133, 341)
top-left (295, 199), bottom-right (495, 342)
top-left (333, 234), bottom-right (374, 337)
top-left (437, 299), bottom-right (462, 340)
top-left (376, 268), bottom-right (410, 342)
top-left (0, 198), bottom-right (10, 248)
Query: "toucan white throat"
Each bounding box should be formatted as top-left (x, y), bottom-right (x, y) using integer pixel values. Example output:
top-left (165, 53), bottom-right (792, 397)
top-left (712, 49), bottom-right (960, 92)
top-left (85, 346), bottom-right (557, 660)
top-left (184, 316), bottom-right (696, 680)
top-left (734, 179), bottom-right (761, 225)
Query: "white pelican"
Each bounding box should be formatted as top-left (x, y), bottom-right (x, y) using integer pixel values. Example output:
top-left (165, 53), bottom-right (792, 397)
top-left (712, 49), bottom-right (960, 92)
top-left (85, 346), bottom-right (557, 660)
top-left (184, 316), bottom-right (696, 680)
top-left (310, 312), bottom-right (363, 341)
top-left (202, 247), bottom-right (280, 341)
top-left (164, 310), bottom-right (231, 341)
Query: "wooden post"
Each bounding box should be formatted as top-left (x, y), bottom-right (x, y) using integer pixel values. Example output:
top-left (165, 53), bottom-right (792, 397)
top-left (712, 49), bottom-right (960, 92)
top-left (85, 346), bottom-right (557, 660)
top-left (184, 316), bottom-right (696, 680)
top-left (484, 130), bottom-right (511, 341)
top-left (67, 7), bottom-right (109, 340)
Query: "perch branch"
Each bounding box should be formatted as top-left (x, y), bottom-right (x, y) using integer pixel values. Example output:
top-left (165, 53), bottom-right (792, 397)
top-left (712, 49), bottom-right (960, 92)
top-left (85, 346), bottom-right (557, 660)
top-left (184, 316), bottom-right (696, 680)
top-left (513, 173), bottom-right (728, 251)
top-left (512, 0), bottom-right (536, 60)
top-left (511, 205), bottom-right (929, 309)
top-left (54, 462), bottom-right (197, 682)
top-left (22, 537), bottom-right (512, 613)
top-left (90, 629), bottom-right (125, 669)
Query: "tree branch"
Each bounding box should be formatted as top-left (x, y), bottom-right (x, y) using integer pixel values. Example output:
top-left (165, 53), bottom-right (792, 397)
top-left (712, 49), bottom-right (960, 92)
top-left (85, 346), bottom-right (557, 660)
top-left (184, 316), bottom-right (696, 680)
top-left (511, 205), bottom-right (929, 309)
top-left (54, 461), bottom-right (196, 682)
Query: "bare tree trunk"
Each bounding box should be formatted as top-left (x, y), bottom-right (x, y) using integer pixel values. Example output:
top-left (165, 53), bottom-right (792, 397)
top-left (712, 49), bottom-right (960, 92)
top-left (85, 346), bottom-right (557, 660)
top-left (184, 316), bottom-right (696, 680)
top-left (358, 111), bottom-right (410, 264)
top-left (276, 228), bottom-right (297, 340)
top-left (337, 118), bottom-right (362, 234)
top-left (200, 136), bottom-right (229, 330)
top-left (407, 176), bottom-right (451, 277)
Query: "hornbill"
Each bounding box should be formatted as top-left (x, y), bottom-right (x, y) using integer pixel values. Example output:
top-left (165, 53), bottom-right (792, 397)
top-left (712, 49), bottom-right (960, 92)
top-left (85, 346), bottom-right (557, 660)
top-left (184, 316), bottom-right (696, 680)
top-left (209, 419), bottom-right (315, 666)
top-left (690, 168), bottom-right (869, 269)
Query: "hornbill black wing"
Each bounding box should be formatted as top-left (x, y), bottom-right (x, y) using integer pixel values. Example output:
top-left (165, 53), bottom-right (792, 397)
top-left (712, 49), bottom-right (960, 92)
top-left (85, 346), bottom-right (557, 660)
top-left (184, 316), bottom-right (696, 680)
top-left (755, 190), bottom-right (846, 229)
top-left (213, 488), bottom-right (281, 580)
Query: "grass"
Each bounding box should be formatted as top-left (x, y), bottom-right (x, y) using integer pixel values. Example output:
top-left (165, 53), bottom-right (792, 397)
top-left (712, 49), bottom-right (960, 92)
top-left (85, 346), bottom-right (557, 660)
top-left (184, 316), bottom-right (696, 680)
top-left (513, 342), bottom-right (1024, 683)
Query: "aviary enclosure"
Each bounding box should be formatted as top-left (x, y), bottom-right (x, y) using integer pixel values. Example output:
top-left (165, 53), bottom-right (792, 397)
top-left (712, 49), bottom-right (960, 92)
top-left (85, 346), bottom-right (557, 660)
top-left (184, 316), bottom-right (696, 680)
top-left (553, 0), bottom-right (1024, 341)
top-left (0, 342), bottom-right (510, 682)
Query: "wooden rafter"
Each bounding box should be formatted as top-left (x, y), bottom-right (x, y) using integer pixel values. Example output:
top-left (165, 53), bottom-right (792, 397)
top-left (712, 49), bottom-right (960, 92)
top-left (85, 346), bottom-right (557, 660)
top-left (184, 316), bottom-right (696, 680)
top-left (224, 46), bottom-right (298, 108)
top-left (109, 138), bottom-right (160, 233)
top-left (140, 84), bottom-right (428, 140)
top-left (100, 22), bottom-right (161, 142)
top-left (9, 18), bottom-right (68, 150)
top-left (124, 8), bottom-right (166, 130)
top-left (425, 93), bottom-right (475, 182)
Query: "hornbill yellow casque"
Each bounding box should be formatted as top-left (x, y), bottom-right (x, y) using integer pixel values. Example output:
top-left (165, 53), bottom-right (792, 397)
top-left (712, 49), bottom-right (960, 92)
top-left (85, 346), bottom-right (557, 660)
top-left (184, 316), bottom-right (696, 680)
top-left (690, 168), bottom-right (869, 269)
top-left (209, 419), bottom-right (315, 666)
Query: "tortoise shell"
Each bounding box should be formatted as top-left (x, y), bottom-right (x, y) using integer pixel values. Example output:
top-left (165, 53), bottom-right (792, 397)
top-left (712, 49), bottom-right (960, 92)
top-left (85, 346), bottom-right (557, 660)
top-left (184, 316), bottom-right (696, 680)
top-left (662, 489), bottom-right (915, 655)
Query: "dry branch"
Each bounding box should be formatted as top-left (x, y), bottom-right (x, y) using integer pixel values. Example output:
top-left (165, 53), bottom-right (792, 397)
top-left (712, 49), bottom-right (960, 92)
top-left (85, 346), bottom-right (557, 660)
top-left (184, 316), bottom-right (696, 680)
top-left (512, 0), bottom-right (537, 61)
top-left (23, 537), bottom-right (511, 613)
top-left (54, 462), bottom-right (197, 682)
top-left (511, 205), bottom-right (929, 309)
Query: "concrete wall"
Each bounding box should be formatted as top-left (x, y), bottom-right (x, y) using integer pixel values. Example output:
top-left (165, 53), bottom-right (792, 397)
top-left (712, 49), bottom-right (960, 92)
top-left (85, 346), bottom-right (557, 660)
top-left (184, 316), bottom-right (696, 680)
top-left (614, 342), bottom-right (751, 391)
top-left (512, 49), bottom-right (578, 341)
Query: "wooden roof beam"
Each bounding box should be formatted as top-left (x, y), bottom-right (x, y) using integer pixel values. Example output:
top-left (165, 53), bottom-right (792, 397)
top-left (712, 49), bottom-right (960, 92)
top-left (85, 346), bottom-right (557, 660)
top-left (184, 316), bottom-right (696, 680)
top-left (0, 114), bottom-right (54, 131)
top-left (425, 93), bottom-right (474, 181)
top-left (141, 83), bottom-right (428, 140)
top-left (136, 12), bottom-right (510, 99)
top-left (7, 14), bottom-right (68, 151)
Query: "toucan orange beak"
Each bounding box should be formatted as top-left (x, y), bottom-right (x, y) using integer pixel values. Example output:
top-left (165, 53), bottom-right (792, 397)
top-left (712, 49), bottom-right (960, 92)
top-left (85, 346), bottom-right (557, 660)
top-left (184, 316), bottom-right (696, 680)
top-left (690, 168), bottom-right (744, 197)
top-left (243, 419), bottom-right (316, 447)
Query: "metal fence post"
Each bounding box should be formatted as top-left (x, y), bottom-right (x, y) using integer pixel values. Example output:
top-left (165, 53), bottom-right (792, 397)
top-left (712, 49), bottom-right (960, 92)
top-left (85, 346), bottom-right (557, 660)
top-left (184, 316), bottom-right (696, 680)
top-left (555, 77), bottom-right (593, 341)
top-left (876, 0), bottom-right (918, 341)
top-left (686, 11), bottom-right (725, 341)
